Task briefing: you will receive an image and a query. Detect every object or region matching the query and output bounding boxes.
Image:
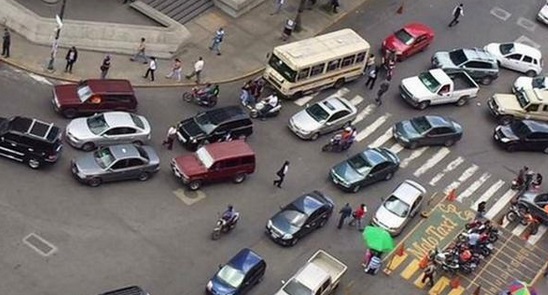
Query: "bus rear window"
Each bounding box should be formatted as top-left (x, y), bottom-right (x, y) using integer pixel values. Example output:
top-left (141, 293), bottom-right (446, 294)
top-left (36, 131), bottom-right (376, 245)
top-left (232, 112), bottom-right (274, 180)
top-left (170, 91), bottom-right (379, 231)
top-left (268, 54), bottom-right (297, 82)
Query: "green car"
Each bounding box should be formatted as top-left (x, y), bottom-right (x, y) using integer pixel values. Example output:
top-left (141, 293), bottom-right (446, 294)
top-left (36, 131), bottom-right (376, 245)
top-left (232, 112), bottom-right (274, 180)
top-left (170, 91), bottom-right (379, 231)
top-left (393, 115), bottom-right (463, 149)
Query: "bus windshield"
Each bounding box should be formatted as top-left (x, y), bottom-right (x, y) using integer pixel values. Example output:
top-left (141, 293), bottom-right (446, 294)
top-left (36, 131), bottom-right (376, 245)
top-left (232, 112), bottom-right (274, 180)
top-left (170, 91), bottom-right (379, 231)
top-left (268, 54), bottom-right (297, 82)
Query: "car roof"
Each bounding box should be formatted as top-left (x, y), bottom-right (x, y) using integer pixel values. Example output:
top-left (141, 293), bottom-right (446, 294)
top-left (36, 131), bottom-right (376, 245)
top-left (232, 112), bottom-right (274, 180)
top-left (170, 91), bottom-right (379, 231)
top-left (391, 180), bottom-right (426, 204)
top-left (291, 192), bottom-right (326, 215)
top-left (227, 248), bottom-right (264, 273)
top-left (204, 140), bottom-right (255, 160)
top-left (317, 96), bottom-right (353, 114)
top-left (403, 22), bottom-right (433, 37)
top-left (522, 88), bottom-right (548, 103)
top-left (509, 43), bottom-right (542, 59)
top-left (520, 120), bottom-right (548, 132)
top-left (201, 105), bottom-right (249, 125)
top-left (8, 116), bottom-right (60, 142)
top-left (80, 79), bottom-right (135, 94)
top-left (361, 148), bottom-right (388, 165)
top-left (461, 48), bottom-right (497, 62)
top-left (102, 112), bottom-right (140, 128)
top-left (108, 144), bottom-right (141, 160)
top-left (423, 115), bottom-right (454, 128)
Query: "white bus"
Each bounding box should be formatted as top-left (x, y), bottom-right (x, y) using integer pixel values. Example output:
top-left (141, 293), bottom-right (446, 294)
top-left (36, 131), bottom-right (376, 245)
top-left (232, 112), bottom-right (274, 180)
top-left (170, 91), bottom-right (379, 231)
top-left (263, 29), bottom-right (370, 99)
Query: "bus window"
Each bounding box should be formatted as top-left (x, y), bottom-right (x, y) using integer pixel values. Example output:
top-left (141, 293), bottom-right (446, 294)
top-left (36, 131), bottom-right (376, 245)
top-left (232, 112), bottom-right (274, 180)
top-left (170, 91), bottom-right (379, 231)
top-left (297, 68), bottom-right (310, 81)
top-left (356, 52), bottom-right (366, 63)
top-left (341, 55), bottom-right (356, 68)
top-left (310, 63), bottom-right (326, 77)
top-left (326, 59), bottom-right (341, 72)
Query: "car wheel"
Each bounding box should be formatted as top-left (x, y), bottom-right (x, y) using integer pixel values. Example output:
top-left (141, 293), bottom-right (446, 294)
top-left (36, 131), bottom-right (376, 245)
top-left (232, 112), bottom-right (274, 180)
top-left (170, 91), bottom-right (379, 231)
top-left (444, 139), bottom-right (455, 147)
top-left (256, 276), bottom-right (263, 284)
top-left (481, 76), bottom-right (493, 85)
top-left (417, 101), bottom-right (430, 110)
top-left (334, 78), bottom-right (345, 89)
top-left (384, 172), bottom-right (393, 181)
top-left (182, 92), bottom-right (193, 102)
top-left (318, 218), bottom-right (327, 228)
top-left (455, 96), bottom-right (469, 106)
top-left (499, 116), bottom-right (513, 125)
top-left (62, 108), bottom-right (77, 119)
top-left (27, 158), bottom-right (41, 169)
top-left (525, 70), bottom-right (536, 77)
top-left (132, 140), bottom-right (143, 146)
top-left (408, 141), bottom-right (418, 149)
top-left (232, 173), bottom-right (247, 184)
top-left (506, 211), bottom-right (517, 223)
top-left (188, 180), bottom-right (201, 191)
top-left (351, 185), bottom-right (361, 193)
top-left (88, 177), bottom-right (102, 187)
top-left (289, 237), bottom-right (299, 246)
top-left (543, 147), bottom-right (548, 154)
top-left (138, 172), bottom-right (150, 181)
top-left (81, 142), bottom-right (96, 151)
top-left (310, 132), bottom-right (320, 141)
top-left (506, 145), bottom-right (516, 152)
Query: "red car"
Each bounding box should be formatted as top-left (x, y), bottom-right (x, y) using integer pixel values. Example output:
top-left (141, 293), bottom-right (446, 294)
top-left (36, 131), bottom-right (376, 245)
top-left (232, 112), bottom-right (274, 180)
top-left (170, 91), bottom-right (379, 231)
top-left (382, 23), bottom-right (434, 61)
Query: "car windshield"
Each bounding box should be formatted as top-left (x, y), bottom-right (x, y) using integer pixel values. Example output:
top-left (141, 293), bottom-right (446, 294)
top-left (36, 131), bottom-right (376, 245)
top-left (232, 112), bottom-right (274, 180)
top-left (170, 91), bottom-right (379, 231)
top-left (532, 77), bottom-right (546, 89)
top-left (77, 85), bottom-right (93, 103)
top-left (216, 265), bottom-right (245, 289)
top-left (94, 147), bottom-right (115, 169)
top-left (0, 119), bottom-right (8, 133)
top-left (410, 117), bottom-right (432, 134)
top-left (418, 72), bottom-right (441, 93)
top-left (282, 279), bottom-right (314, 295)
top-left (515, 89), bottom-right (531, 108)
top-left (86, 114), bottom-right (109, 135)
top-left (268, 53), bottom-right (297, 83)
top-left (499, 43), bottom-right (515, 55)
top-left (383, 195), bottom-right (410, 218)
top-left (348, 154), bottom-right (371, 174)
top-left (130, 114), bottom-right (145, 129)
top-left (394, 28), bottom-right (414, 45)
top-left (196, 146), bottom-right (214, 169)
top-left (194, 113), bottom-right (217, 134)
top-left (510, 121), bottom-right (532, 138)
top-left (448, 49), bottom-right (467, 65)
top-left (280, 209), bottom-right (308, 228)
top-left (305, 103), bottom-right (330, 122)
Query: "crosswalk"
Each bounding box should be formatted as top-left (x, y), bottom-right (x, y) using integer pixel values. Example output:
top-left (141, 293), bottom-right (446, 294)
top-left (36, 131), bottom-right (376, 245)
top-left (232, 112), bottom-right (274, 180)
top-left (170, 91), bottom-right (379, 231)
top-left (294, 87), bottom-right (547, 245)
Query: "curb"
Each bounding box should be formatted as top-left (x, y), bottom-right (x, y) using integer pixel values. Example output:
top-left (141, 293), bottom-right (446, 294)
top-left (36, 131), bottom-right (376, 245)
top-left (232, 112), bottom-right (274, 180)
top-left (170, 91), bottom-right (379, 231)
top-left (1, 6), bottom-right (358, 88)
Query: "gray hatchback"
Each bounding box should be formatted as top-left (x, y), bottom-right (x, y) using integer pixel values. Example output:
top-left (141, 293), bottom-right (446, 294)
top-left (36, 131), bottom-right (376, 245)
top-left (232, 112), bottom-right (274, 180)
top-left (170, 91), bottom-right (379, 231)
top-left (432, 48), bottom-right (499, 85)
top-left (71, 144), bottom-right (160, 187)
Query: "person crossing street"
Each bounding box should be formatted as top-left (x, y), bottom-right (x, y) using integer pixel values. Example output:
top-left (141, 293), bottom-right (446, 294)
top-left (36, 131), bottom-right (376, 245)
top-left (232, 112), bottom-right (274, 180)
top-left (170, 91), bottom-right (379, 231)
top-left (337, 203), bottom-right (353, 229)
top-left (448, 3), bottom-right (464, 27)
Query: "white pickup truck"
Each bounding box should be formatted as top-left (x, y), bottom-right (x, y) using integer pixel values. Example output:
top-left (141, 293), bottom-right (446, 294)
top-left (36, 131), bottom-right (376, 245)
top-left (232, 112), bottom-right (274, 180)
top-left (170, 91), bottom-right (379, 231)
top-left (400, 69), bottom-right (480, 110)
top-left (275, 250), bottom-right (347, 295)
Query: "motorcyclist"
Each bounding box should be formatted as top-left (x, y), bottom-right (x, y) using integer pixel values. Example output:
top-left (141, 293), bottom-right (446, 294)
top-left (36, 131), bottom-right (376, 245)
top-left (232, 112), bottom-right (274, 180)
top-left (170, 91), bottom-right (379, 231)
top-left (524, 169), bottom-right (535, 190)
top-left (197, 83), bottom-right (218, 105)
top-left (257, 95), bottom-right (279, 119)
top-left (516, 166), bottom-right (529, 187)
top-left (340, 127), bottom-right (356, 149)
top-left (533, 173), bottom-right (543, 187)
top-left (241, 80), bottom-right (257, 106)
top-left (222, 205), bottom-right (237, 224)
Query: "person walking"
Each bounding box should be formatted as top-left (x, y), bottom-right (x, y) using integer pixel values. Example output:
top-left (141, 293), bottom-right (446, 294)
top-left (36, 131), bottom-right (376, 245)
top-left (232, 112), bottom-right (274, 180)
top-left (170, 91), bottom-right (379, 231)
top-left (273, 160), bottom-right (289, 188)
top-left (143, 57), bottom-right (157, 81)
top-left (130, 37), bottom-right (148, 64)
top-left (270, 0), bottom-right (285, 15)
top-left (186, 57), bottom-right (204, 84)
top-left (64, 46), bottom-right (78, 73)
top-left (209, 28), bottom-right (225, 56)
top-left (349, 204), bottom-right (367, 230)
top-left (337, 203), bottom-right (353, 229)
top-left (162, 125), bottom-right (177, 150)
top-left (330, 0), bottom-right (340, 13)
top-left (365, 65), bottom-right (379, 90)
top-left (165, 58), bottom-right (182, 81)
top-left (100, 55), bottom-right (111, 79)
top-left (448, 3), bottom-right (464, 27)
top-left (365, 54), bottom-right (376, 74)
top-left (375, 78), bottom-right (391, 106)
top-left (421, 262), bottom-right (436, 287)
top-left (476, 201), bottom-right (487, 219)
top-left (364, 252), bottom-right (382, 275)
top-left (2, 28), bottom-right (10, 58)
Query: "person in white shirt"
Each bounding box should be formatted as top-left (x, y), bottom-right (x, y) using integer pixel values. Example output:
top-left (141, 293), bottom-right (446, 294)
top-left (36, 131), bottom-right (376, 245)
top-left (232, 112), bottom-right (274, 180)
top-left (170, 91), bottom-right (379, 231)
top-left (143, 57), bottom-right (157, 81)
top-left (161, 125), bottom-right (177, 150)
top-left (258, 95), bottom-right (279, 119)
top-left (186, 57), bottom-right (205, 83)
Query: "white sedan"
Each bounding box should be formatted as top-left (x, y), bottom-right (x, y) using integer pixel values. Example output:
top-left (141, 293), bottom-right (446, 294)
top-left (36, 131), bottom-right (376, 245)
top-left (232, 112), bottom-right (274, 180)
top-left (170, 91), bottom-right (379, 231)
top-left (538, 0), bottom-right (548, 25)
top-left (484, 42), bottom-right (543, 77)
top-left (513, 76), bottom-right (548, 93)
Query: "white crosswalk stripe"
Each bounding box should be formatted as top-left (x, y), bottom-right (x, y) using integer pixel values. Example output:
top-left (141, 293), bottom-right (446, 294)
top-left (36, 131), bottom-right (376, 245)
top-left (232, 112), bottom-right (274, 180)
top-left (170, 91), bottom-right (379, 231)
top-left (388, 143), bottom-right (405, 154)
top-left (293, 93), bottom-right (318, 106)
top-left (528, 226), bottom-right (547, 245)
top-left (512, 223), bottom-right (527, 237)
top-left (444, 165), bottom-right (479, 193)
top-left (485, 189), bottom-right (516, 220)
top-left (349, 95), bottom-right (364, 106)
top-left (413, 147), bottom-right (451, 177)
top-left (352, 104), bottom-right (376, 125)
top-left (471, 180), bottom-right (505, 210)
top-left (355, 114), bottom-right (391, 142)
top-left (28, 73), bottom-right (53, 85)
top-left (369, 128), bottom-right (393, 148)
top-left (400, 147), bottom-right (428, 168)
top-left (429, 157), bottom-right (465, 186)
top-left (456, 172), bottom-right (491, 203)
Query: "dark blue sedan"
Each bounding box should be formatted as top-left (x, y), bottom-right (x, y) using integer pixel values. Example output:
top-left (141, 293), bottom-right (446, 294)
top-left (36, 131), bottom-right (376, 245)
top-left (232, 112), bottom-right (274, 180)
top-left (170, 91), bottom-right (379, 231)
top-left (393, 115), bottom-right (463, 149)
top-left (206, 248), bottom-right (266, 295)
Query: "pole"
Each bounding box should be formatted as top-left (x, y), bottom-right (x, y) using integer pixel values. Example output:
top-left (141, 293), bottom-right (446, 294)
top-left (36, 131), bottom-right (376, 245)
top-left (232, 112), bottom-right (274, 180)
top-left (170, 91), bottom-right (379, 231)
top-left (294, 0), bottom-right (307, 32)
top-left (47, 0), bottom-right (67, 71)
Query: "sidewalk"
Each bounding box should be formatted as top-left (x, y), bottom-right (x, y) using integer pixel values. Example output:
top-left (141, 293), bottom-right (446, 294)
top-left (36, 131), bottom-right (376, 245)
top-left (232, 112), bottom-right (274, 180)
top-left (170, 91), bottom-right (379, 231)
top-left (0, 0), bottom-right (366, 87)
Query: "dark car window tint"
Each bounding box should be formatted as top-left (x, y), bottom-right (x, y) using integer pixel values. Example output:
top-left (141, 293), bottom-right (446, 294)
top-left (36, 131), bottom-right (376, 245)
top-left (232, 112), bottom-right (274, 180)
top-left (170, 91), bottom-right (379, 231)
top-left (523, 56), bottom-right (533, 63)
top-left (394, 28), bottom-right (414, 45)
top-left (356, 52), bottom-right (366, 63)
top-left (466, 61), bottom-right (487, 68)
top-left (297, 68), bottom-right (310, 81)
top-left (127, 158), bottom-right (144, 167)
top-left (507, 54), bottom-right (522, 61)
top-left (449, 49), bottom-right (467, 66)
top-left (106, 127), bottom-right (127, 135)
top-left (111, 159), bottom-right (128, 170)
top-left (328, 111), bottom-right (348, 122)
top-left (527, 104), bottom-right (539, 112)
top-left (224, 159), bottom-right (240, 168)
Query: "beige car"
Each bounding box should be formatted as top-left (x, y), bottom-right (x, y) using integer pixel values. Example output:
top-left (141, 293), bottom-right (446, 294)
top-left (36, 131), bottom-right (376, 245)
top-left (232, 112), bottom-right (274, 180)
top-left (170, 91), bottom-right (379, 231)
top-left (488, 88), bottom-right (548, 124)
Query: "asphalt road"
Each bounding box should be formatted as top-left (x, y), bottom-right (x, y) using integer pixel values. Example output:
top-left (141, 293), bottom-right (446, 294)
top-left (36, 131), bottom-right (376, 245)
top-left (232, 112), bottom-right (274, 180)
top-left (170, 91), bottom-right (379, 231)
top-left (0, 0), bottom-right (547, 294)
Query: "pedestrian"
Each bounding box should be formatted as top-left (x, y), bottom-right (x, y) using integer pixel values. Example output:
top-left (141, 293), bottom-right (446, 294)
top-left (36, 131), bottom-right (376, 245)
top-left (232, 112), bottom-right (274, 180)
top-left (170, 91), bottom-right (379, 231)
top-left (209, 28), bottom-right (225, 56)
top-left (273, 160), bottom-right (289, 188)
top-left (365, 53), bottom-right (376, 74)
top-left (330, 0), bottom-right (340, 13)
top-left (100, 55), bottom-right (111, 79)
top-left (186, 57), bottom-right (204, 84)
top-left (349, 204), bottom-right (367, 230)
top-left (525, 169), bottom-right (535, 190)
top-left (64, 46), bottom-right (78, 73)
top-left (270, 0), bottom-right (285, 15)
top-left (130, 37), bottom-right (148, 64)
top-left (365, 65), bottom-right (379, 90)
top-left (364, 252), bottom-right (381, 275)
top-left (165, 58), bottom-right (182, 81)
top-left (2, 28), bottom-right (10, 58)
top-left (162, 125), bottom-right (177, 150)
top-left (475, 201), bottom-right (487, 219)
top-left (421, 262), bottom-right (436, 287)
top-left (143, 56), bottom-right (157, 81)
top-left (448, 3), bottom-right (464, 27)
top-left (375, 78), bottom-right (391, 106)
top-left (337, 203), bottom-right (352, 229)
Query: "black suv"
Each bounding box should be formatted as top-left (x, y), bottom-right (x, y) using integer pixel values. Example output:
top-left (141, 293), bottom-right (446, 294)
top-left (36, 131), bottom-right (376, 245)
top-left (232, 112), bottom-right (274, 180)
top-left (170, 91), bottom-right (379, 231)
top-left (493, 119), bottom-right (548, 153)
top-left (98, 286), bottom-right (150, 295)
top-left (0, 116), bottom-right (63, 169)
top-left (176, 106), bottom-right (253, 150)
top-left (431, 48), bottom-right (499, 85)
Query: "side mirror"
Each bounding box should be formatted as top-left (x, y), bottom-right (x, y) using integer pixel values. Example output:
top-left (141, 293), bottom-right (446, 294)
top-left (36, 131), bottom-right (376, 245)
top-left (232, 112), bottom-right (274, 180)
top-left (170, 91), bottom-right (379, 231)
top-left (305, 103), bottom-right (310, 108)
top-left (281, 280), bottom-right (286, 285)
top-left (305, 224), bottom-right (311, 228)
top-left (381, 197), bottom-right (385, 201)
top-left (218, 264), bottom-right (223, 269)
top-left (266, 52), bottom-right (271, 59)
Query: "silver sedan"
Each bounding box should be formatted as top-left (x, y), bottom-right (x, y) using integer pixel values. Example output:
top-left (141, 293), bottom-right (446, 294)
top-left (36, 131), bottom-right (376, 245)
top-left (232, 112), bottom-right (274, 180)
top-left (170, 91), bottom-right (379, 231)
top-left (288, 96), bottom-right (357, 140)
top-left (65, 112), bottom-right (151, 151)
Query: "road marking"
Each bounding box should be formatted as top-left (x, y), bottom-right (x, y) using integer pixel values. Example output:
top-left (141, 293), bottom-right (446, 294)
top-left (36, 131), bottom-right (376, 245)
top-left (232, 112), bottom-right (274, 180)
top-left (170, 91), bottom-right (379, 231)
top-left (429, 157), bottom-right (464, 186)
top-left (23, 233), bottom-right (57, 257)
top-left (485, 189), bottom-right (516, 220)
top-left (368, 127), bottom-right (393, 148)
top-left (400, 146), bottom-right (428, 168)
top-left (471, 180), bottom-right (505, 210)
top-left (514, 35), bottom-right (541, 49)
top-left (512, 223), bottom-right (527, 237)
top-left (490, 7), bottom-right (511, 21)
top-left (355, 114), bottom-right (391, 142)
top-left (349, 95), bottom-right (364, 106)
top-left (293, 93), bottom-right (318, 106)
top-left (352, 104), bottom-right (375, 125)
top-left (388, 143), bottom-right (404, 154)
top-left (400, 259), bottom-right (420, 279)
top-left (28, 73), bottom-right (53, 85)
top-left (456, 172), bottom-right (491, 203)
top-left (443, 164), bottom-right (478, 194)
top-left (173, 189), bottom-right (206, 205)
top-left (527, 226), bottom-right (547, 245)
top-left (517, 17), bottom-right (537, 32)
top-left (413, 147), bottom-right (450, 177)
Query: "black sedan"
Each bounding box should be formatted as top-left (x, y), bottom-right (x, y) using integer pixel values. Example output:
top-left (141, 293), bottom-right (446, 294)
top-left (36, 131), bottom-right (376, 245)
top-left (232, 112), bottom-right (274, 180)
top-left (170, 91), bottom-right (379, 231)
top-left (518, 191), bottom-right (548, 225)
top-left (330, 147), bottom-right (400, 193)
top-left (494, 120), bottom-right (548, 153)
top-left (392, 115), bottom-right (463, 149)
top-left (265, 191), bottom-right (334, 246)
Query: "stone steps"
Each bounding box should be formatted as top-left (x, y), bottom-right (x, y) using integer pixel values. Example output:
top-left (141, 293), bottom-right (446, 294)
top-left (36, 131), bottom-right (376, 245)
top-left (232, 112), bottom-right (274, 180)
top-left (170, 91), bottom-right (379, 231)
top-left (141, 0), bottom-right (214, 24)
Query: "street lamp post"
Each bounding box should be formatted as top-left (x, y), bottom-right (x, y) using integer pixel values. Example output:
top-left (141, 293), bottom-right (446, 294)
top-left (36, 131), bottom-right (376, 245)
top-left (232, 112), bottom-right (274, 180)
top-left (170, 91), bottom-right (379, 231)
top-left (47, 0), bottom-right (67, 71)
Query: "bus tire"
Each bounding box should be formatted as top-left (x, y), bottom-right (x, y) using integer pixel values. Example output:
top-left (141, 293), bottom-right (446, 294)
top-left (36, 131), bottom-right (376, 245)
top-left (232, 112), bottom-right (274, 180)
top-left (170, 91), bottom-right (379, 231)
top-left (334, 78), bottom-right (345, 89)
top-left (290, 91), bottom-right (303, 100)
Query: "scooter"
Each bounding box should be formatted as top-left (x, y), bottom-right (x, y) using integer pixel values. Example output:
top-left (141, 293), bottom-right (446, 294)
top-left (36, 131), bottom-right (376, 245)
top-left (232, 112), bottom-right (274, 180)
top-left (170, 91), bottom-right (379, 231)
top-left (242, 94), bottom-right (282, 119)
top-left (211, 212), bottom-right (240, 240)
top-left (505, 202), bottom-right (529, 226)
top-left (322, 134), bottom-right (354, 152)
top-left (183, 86), bottom-right (218, 108)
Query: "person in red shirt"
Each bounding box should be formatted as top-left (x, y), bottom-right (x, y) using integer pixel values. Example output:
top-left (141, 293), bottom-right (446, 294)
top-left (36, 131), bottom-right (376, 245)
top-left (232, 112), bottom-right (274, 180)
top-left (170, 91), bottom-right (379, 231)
top-left (349, 204), bottom-right (367, 231)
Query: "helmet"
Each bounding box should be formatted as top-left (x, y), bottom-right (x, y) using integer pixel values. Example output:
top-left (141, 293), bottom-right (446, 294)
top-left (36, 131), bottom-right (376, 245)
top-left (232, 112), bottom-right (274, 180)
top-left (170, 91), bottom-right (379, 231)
top-left (460, 250), bottom-right (472, 261)
top-left (227, 205), bottom-right (233, 210)
top-left (345, 127), bottom-right (352, 132)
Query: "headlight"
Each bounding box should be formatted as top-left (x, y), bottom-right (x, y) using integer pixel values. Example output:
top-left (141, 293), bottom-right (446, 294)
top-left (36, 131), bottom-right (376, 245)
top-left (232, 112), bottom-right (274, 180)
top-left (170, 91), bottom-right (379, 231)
top-left (76, 171), bottom-right (86, 179)
top-left (267, 220), bottom-right (273, 228)
top-left (500, 137), bottom-right (510, 143)
top-left (191, 138), bottom-right (197, 143)
top-left (206, 281), bottom-right (213, 291)
top-left (282, 233), bottom-right (293, 240)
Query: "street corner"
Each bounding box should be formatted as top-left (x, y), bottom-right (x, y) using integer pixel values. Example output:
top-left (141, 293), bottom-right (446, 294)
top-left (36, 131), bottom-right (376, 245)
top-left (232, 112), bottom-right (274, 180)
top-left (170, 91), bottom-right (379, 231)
top-left (172, 188), bottom-right (207, 206)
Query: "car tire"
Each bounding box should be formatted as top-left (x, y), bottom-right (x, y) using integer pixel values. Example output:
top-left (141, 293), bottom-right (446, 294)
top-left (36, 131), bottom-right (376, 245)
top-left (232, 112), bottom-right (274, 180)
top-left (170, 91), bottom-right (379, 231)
top-left (334, 78), bottom-right (345, 89)
top-left (182, 92), bottom-right (193, 102)
top-left (525, 70), bottom-right (536, 77)
top-left (384, 172), bottom-right (394, 181)
top-left (132, 140), bottom-right (143, 146)
top-left (499, 116), bottom-right (513, 125)
top-left (289, 237), bottom-right (299, 247)
top-left (88, 177), bottom-right (102, 187)
top-left (455, 96), bottom-right (469, 107)
top-left (408, 142), bottom-right (418, 149)
top-left (232, 173), bottom-right (247, 184)
top-left (188, 180), bottom-right (201, 191)
top-left (543, 147), bottom-right (548, 154)
top-left (506, 211), bottom-right (517, 223)
top-left (310, 132), bottom-right (320, 141)
top-left (481, 76), bottom-right (493, 85)
top-left (506, 145), bottom-right (516, 152)
top-left (417, 101), bottom-right (430, 110)
top-left (444, 139), bottom-right (455, 147)
top-left (62, 108), bottom-right (77, 119)
top-left (351, 185), bottom-right (361, 193)
top-left (318, 218), bottom-right (327, 228)
top-left (81, 142), bottom-right (96, 152)
top-left (27, 158), bottom-right (41, 169)
top-left (138, 172), bottom-right (150, 181)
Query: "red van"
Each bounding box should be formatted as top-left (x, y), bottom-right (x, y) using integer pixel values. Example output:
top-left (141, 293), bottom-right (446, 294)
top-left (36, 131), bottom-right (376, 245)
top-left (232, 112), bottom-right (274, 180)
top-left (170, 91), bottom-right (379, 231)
top-left (171, 140), bottom-right (256, 191)
top-left (52, 79), bottom-right (138, 118)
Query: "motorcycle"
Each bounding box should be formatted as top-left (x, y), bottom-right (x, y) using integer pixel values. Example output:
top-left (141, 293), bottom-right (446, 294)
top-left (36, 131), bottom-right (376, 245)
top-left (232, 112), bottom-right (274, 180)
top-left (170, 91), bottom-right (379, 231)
top-left (183, 86), bottom-right (218, 108)
top-left (241, 93), bottom-right (282, 119)
top-left (505, 202), bottom-right (529, 226)
top-left (321, 134), bottom-right (354, 152)
top-left (211, 212), bottom-right (240, 240)
top-left (429, 248), bottom-right (466, 275)
top-left (464, 219), bottom-right (485, 230)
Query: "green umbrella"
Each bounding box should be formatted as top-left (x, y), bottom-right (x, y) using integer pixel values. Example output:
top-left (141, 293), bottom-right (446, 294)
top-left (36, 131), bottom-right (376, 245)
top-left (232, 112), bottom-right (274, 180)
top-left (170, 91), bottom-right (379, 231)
top-left (362, 226), bottom-right (395, 253)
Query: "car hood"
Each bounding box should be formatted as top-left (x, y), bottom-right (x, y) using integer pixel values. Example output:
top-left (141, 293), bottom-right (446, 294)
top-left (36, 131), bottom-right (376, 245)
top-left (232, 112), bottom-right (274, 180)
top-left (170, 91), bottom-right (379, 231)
top-left (484, 43), bottom-right (502, 59)
top-left (331, 161), bottom-right (365, 184)
top-left (492, 93), bottom-right (522, 112)
top-left (54, 84), bottom-right (80, 105)
top-left (540, 3), bottom-right (548, 18)
top-left (432, 51), bottom-right (454, 68)
top-left (401, 76), bottom-right (433, 97)
top-left (513, 77), bottom-right (533, 91)
top-left (66, 118), bottom-right (96, 140)
top-left (179, 118), bottom-right (205, 138)
top-left (394, 120), bottom-right (421, 140)
top-left (270, 211), bottom-right (301, 235)
top-left (290, 110), bottom-right (323, 133)
top-left (383, 35), bottom-right (407, 53)
top-left (173, 154), bottom-right (207, 177)
top-left (210, 276), bottom-right (237, 295)
top-left (496, 125), bottom-right (520, 141)
top-left (74, 153), bottom-right (103, 175)
top-left (375, 204), bottom-right (406, 230)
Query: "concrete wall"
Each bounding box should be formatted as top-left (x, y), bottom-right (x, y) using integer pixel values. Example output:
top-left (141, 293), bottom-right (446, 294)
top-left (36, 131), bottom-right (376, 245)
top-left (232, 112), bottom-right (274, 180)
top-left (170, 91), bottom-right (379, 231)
top-left (0, 0), bottom-right (191, 58)
top-left (213, 0), bottom-right (266, 18)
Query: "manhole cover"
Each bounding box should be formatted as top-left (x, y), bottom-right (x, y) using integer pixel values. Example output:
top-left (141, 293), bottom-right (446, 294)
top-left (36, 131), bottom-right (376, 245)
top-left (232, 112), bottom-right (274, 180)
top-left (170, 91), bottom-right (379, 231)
top-left (23, 233), bottom-right (57, 257)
